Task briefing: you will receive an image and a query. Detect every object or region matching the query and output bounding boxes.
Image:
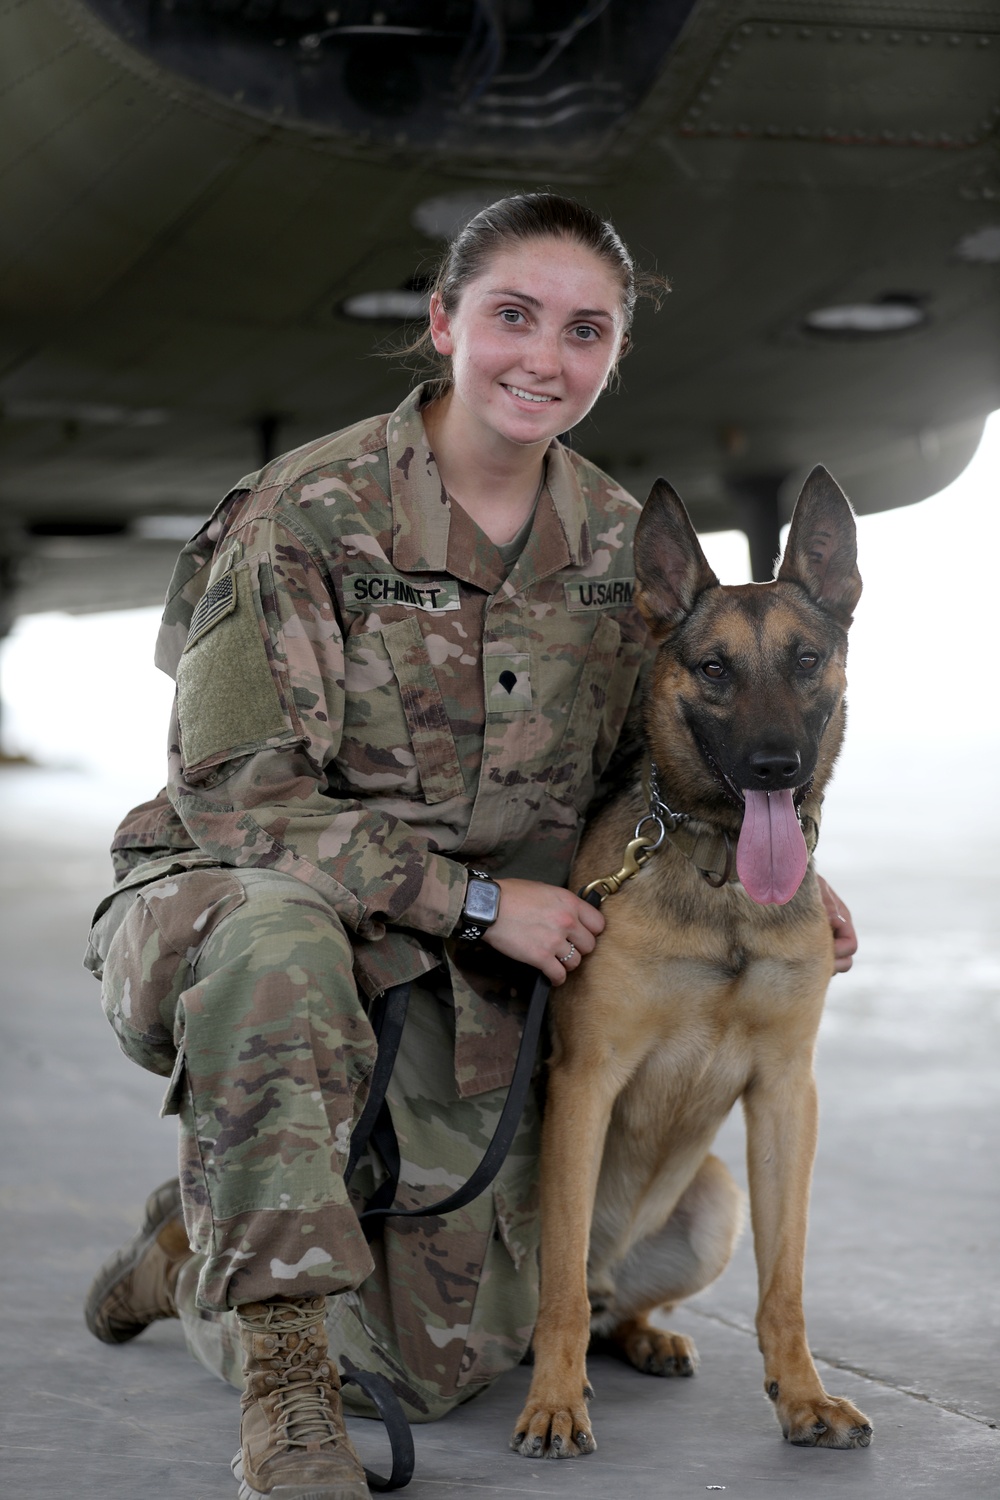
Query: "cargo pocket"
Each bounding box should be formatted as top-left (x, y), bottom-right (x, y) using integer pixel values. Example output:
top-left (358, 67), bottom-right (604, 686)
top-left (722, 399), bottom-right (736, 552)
top-left (454, 1174), bottom-right (540, 1392)
top-left (176, 556), bottom-right (299, 779)
top-left (159, 1041), bottom-right (188, 1119)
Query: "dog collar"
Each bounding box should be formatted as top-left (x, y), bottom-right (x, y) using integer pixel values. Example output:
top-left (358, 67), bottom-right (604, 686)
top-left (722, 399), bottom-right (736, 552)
top-left (580, 761), bottom-right (821, 904)
top-left (640, 759), bottom-right (740, 887)
top-left (644, 758), bottom-right (821, 886)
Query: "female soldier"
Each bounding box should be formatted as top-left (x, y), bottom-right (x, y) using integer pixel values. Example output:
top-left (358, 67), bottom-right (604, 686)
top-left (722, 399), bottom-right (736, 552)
top-left (84, 193), bottom-right (855, 1500)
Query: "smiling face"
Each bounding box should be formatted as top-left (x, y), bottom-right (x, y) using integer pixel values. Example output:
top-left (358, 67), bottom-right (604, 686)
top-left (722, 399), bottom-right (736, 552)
top-left (428, 234), bottom-right (627, 455)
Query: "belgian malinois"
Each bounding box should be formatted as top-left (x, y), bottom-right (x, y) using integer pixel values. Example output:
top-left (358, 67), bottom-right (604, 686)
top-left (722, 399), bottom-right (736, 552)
top-left (512, 466), bottom-right (873, 1457)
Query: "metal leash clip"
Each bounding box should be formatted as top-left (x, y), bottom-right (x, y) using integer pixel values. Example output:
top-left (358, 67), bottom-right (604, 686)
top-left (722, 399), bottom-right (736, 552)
top-left (580, 817), bottom-right (665, 904)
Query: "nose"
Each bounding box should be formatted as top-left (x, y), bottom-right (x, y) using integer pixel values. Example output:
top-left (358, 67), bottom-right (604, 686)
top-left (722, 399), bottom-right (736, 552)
top-left (523, 329), bottom-right (561, 379)
top-left (748, 749), bottom-right (801, 789)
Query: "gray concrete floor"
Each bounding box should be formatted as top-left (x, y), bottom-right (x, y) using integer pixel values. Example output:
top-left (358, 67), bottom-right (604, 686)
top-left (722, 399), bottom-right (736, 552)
top-left (1, 758), bottom-right (998, 1499)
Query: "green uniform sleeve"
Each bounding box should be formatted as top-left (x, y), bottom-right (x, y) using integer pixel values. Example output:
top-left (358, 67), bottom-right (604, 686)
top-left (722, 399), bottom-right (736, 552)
top-left (167, 513), bottom-right (467, 942)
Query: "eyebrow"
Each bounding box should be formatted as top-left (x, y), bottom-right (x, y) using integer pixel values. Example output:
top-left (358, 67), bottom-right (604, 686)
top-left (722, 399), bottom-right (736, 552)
top-left (485, 287), bottom-right (615, 321)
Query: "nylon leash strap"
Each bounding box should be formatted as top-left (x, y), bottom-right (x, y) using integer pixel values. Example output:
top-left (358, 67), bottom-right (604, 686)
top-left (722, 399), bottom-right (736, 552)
top-left (340, 968), bottom-right (551, 1489)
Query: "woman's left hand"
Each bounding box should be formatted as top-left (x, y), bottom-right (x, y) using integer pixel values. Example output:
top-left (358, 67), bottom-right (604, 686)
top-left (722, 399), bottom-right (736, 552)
top-left (817, 874), bottom-right (857, 974)
top-left (481, 878), bottom-right (605, 986)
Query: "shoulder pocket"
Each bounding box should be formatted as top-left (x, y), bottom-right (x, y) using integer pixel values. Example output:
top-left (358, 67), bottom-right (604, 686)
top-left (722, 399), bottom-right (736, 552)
top-left (176, 559), bottom-right (298, 776)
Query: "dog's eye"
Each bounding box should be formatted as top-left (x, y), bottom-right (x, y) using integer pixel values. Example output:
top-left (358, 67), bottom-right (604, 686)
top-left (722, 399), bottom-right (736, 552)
top-left (701, 660), bottom-right (726, 679)
top-left (798, 652), bottom-right (820, 671)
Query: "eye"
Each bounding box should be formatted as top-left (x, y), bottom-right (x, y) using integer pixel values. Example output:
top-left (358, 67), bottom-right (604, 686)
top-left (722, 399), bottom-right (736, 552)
top-left (572, 324), bottom-right (600, 341)
top-left (797, 651), bottom-right (820, 672)
top-left (499, 307), bottom-right (525, 324)
top-left (701, 659), bottom-right (726, 680)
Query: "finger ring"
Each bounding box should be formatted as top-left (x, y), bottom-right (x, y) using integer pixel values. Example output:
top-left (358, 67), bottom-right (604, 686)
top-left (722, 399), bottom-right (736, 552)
top-left (559, 944), bottom-right (577, 965)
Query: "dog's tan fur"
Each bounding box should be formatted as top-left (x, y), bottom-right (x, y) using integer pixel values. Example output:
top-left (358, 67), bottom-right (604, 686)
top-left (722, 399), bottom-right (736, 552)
top-left (512, 468), bottom-right (872, 1458)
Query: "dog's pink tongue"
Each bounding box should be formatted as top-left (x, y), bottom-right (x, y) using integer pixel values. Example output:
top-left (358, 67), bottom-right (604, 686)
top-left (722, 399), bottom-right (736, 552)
top-left (737, 790), bottom-right (808, 905)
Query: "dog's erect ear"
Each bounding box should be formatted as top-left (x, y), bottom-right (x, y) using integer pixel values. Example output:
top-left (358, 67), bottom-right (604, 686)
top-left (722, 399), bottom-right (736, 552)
top-left (634, 478), bottom-right (720, 639)
top-left (777, 466), bottom-right (862, 626)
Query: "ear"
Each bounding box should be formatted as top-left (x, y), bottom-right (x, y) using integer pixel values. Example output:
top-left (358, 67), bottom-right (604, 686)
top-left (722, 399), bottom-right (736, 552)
top-left (428, 293), bottom-right (453, 357)
top-left (777, 466), bottom-right (862, 626)
top-left (634, 478), bottom-right (719, 640)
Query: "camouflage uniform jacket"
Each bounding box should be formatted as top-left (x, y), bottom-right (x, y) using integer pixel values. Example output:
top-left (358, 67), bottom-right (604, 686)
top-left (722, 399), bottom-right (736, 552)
top-left (108, 384), bottom-right (650, 1097)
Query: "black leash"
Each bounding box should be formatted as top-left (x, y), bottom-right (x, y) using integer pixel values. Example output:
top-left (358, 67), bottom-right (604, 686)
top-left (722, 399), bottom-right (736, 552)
top-left (347, 892), bottom-right (603, 1224)
top-left (347, 969), bottom-right (550, 1238)
top-left (339, 1370), bottom-right (416, 1491)
top-left (341, 963), bottom-right (553, 1489)
top-left (344, 982), bottom-right (411, 1196)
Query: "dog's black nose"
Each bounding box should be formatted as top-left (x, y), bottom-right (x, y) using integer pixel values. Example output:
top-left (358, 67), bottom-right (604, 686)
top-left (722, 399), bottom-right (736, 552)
top-left (748, 750), bottom-right (801, 787)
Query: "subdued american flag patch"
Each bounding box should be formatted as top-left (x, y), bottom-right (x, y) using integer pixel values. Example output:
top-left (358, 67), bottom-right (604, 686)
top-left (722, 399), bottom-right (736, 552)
top-left (185, 571), bottom-right (237, 650)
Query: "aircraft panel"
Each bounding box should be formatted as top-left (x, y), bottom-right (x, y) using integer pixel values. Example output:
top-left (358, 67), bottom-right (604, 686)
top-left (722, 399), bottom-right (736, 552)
top-left (1, 0), bottom-right (999, 607)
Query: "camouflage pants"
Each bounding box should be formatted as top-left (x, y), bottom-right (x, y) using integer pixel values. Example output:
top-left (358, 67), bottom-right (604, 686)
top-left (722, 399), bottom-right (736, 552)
top-left (92, 867), bottom-right (540, 1421)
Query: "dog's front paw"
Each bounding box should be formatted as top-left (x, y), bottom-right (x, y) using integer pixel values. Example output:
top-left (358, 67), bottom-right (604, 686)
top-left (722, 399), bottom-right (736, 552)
top-left (510, 1387), bottom-right (596, 1459)
top-left (768, 1382), bottom-right (873, 1449)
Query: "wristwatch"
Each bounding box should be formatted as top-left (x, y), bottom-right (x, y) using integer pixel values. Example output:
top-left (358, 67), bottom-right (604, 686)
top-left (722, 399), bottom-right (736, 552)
top-left (455, 869), bottom-right (501, 942)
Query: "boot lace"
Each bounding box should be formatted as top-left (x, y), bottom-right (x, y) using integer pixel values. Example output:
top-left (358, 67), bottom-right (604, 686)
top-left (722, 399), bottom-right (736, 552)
top-left (275, 1382), bottom-right (340, 1450)
top-left (244, 1301), bottom-right (342, 1452)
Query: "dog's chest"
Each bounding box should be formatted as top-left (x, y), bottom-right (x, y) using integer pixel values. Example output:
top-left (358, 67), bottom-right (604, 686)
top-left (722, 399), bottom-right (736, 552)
top-left (714, 942), bottom-right (750, 981)
top-left (683, 943), bottom-right (827, 1035)
top-left (607, 954), bottom-right (817, 1144)
top-left (612, 941), bottom-right (827, 1100)
top-left (607, 1019), bottom-right (749, 1157)
top-left (630, 875), bottom-right (829, 1015)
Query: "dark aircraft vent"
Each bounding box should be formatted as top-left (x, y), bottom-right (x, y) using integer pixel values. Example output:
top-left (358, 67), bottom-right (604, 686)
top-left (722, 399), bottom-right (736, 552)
top-left (84, 0), bottom-right (698, 162)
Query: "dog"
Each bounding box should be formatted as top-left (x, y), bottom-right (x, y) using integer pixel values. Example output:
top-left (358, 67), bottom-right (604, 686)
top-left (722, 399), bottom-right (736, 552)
top-left (511, 465), bottom-right (873, 1458)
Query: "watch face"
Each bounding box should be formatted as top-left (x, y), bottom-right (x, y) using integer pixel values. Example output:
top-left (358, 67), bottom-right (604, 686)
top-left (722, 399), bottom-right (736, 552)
top-left (465, 879), bottom-right (500, 925)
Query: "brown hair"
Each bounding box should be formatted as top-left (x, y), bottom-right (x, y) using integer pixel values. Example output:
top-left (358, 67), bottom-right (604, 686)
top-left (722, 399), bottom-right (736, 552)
top-left (403, 191), bottom-right (669, 376)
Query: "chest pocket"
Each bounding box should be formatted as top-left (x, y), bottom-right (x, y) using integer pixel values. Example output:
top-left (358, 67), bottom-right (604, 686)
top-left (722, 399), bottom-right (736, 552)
top-left (365, 615), bottom-right (465, 805)
top-left (550, 613), bottom-right (638, 812)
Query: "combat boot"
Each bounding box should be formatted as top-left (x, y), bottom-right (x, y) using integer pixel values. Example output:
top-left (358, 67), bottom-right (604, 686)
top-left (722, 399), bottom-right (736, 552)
top-left (233, 1296), bottom-right (370, 1500)
top-left (85, 1177), bottom-right (193, 1343)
